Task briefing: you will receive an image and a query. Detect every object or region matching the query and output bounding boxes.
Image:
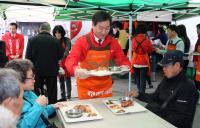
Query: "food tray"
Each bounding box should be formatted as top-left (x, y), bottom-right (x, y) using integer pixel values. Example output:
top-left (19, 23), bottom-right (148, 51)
top-left (103, 99), bottom-right (147, 115)
top-left (88, 67), bottom-right (129, 76)
top-left (59, 103), bottom-right (103, 123)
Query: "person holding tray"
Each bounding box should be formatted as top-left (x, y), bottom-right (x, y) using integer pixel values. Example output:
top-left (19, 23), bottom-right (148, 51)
top-left (65, 11), bottom-right (131, 99)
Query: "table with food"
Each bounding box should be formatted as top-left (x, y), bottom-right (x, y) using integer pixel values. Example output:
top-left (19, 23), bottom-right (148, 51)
top-left (57, 97), bottom-right (176, 128)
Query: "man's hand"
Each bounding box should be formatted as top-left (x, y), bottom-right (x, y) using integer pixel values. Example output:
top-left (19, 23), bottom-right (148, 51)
top-left (128, 90), bottom-right (139, 98)
top-left (10, 55), bottom-right (14, 59)
top-left (59, 67), bottom-right (65, 75)
top-left (12, 55), bottom-right (19, 59)
top-left (155, 48), bottom-right (160, 54)
top-left (75, 67), bottom-right (90, 79)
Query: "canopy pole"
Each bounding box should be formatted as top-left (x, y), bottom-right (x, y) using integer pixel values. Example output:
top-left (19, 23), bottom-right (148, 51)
top-left (128, 13), bottom-right (133, 92)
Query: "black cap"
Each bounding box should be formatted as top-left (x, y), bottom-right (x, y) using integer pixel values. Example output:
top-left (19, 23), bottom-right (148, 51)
top-left (160, 50), bottom-right (183, 66)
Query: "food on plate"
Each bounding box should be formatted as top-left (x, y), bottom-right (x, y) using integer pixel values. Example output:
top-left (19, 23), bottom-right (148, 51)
top-left (106, 100), bottom-right (114, 105)
top-left (121, 100), bottom-right (133, 107)
top-left (109, 104), bottom-right (121, 110)
top-left (116, 109), bottom-right (126, 113)
top-left (73, 105), bottom-right (92, 113)
top-left (87, 112), bottom-right (97, 117)
top-left (95, 66), bottom-right (109, 71)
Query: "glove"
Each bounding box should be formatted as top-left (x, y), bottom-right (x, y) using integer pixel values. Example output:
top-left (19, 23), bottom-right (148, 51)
top-left (59, 67), bottom-right (65, 75)
top-left (75, 67), bottom-right (90, 79)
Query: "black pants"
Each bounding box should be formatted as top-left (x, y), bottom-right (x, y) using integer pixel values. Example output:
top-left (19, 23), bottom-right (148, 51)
top-left (195, 81), bottom-right (200, 91)
top-left (59, 75), bottom-right (71, 99)
top-left (134, 67), bottom-right (148, 94)
top-left (183, 60), bottom-right (189, 73)
top-left (34, 75), bottom-right (57, 104)
top-left (147, 75), bottom-right (152, 86)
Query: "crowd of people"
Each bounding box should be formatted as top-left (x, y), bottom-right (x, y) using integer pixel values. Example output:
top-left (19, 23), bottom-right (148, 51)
top-left (0, 10), bottom-right (199, 128)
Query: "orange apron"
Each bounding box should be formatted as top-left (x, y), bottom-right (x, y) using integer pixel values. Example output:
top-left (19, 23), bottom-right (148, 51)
top-left (195, 45), bottom-right (200, 81)
top-left (77, 35), bottom-right (112, 99)
top-left (131, 37), bottom-right (150, 76)
top-left (167, 40), bottom-right (181, 51)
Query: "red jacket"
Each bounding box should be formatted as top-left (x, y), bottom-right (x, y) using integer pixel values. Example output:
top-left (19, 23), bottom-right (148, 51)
top-left (2, 32), bottom-right (24, 60)
top-left (65, 31), bottom-right (131, 75)
top-left (132, 34), bottom-right (153, 65)
top-left (193, 34), bottom-right (200, 62)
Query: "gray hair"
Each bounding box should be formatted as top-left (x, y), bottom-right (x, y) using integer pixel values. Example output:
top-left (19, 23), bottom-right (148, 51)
top-left (0, 105), bottom-right (17, 128)
top-left (39, 22), bottom-right (51, 32)
top-left (0, 68), bottom-right (21, 104)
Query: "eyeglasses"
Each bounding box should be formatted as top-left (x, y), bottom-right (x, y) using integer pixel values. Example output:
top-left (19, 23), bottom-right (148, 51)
top-left (26, 75), bottom-right (35, 80)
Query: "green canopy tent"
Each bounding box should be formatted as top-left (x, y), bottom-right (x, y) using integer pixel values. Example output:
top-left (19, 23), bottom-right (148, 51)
top-left (55, 0), bottom-right (200, 21)
top-left (54, 0), bottom-right (200, 91)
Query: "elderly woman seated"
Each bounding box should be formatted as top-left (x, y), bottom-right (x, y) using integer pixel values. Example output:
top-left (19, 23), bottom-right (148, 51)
top-left (5, 59), bottom-right (63, 128)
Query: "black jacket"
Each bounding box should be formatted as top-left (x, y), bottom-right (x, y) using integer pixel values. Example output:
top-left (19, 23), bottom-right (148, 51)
top-left (25, 32), bottom-right (63, 76)
top-left (0, 40), bottom-right (8, 67)
top-left (138, 71), bottom-right (198, 128)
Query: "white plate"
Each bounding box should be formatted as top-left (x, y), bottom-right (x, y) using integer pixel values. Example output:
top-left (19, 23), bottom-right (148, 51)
top-left (59, 103), bottom-right (103, 123)
top-left (103, 99), bottom-right (147, 115)
top-left (88, 67), bottom-right (129, 76)
top-left (88, 70), bottom-right (113, 76)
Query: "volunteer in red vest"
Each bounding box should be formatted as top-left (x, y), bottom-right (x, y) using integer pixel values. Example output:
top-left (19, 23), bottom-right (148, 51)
top-left (193, 23), bottom-right (200, 91)
top-left (155, 25), bottom-right (184, 54)
top-left (131, 23), bottom-right (153, 94)
top-left (2, 22), bottom-right (24, 60)
top-left (65, 11), bottom-right (131, 99)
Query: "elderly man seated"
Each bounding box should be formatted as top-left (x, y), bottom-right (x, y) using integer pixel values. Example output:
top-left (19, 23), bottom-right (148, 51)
top-left (129, 50), bottom-right (198, 128)
top-left (0, 69), bottom-right (24, 125)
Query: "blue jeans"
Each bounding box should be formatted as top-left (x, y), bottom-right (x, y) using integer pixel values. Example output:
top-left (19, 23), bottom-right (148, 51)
top-left (134, 67), bottom-right (148, 94)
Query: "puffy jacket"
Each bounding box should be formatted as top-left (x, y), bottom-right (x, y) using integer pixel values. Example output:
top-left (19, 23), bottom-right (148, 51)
top-left (17, 91), bottom-right (55, 128)
top-left (138, 71), bottom-right (198, 128)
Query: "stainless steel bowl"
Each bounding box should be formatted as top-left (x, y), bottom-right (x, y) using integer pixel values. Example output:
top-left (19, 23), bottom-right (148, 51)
top-left (119, 97), bottom-right (133, 107)
top-left (66, 109), bottom-right (83, 118)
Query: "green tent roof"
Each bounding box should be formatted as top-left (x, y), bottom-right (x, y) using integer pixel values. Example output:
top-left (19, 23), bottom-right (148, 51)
top-left (0, 0), bottom-right (200, 21)
top-left (54, 0), bottom-right (200, 21)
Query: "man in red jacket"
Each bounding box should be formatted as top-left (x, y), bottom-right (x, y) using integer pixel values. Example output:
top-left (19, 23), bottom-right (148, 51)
top-left (65, 11), bottom-right (131, 99)
top-left (2, 22), bottom-right (24, 60)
